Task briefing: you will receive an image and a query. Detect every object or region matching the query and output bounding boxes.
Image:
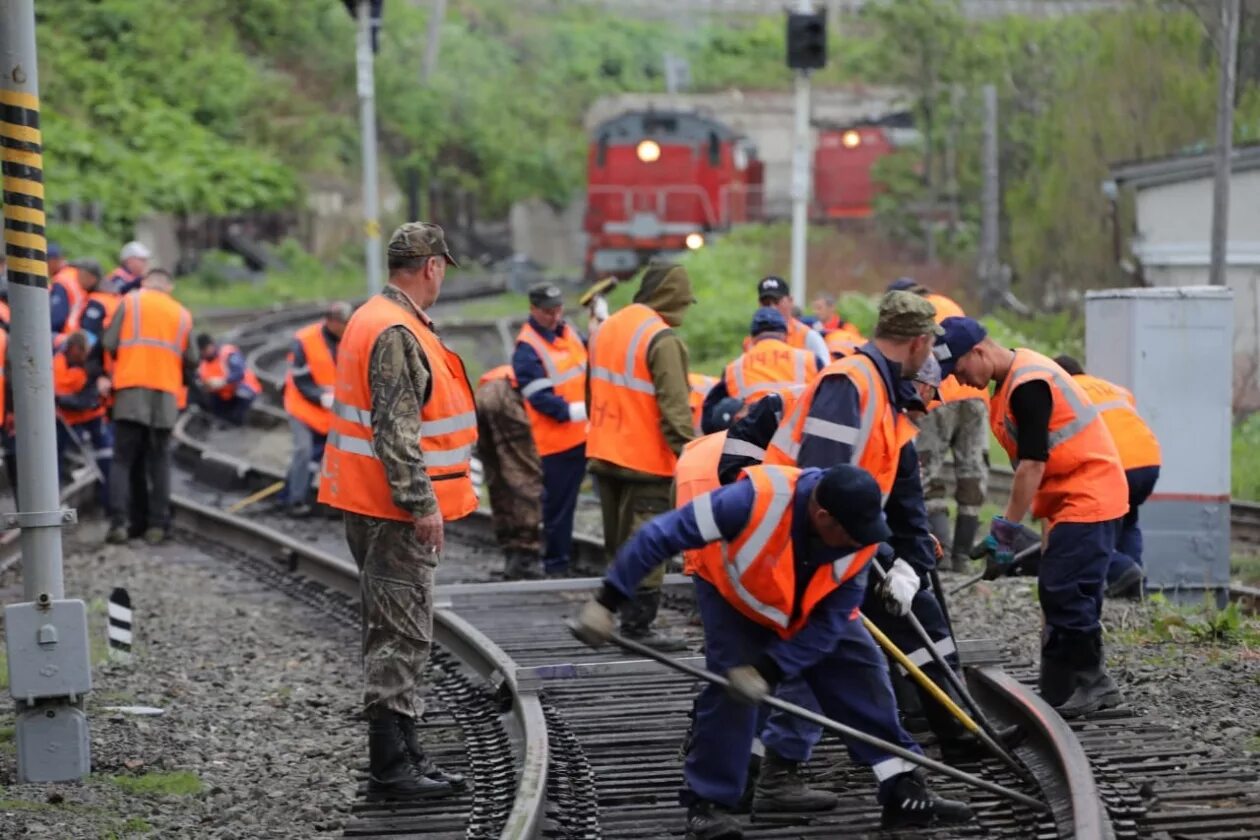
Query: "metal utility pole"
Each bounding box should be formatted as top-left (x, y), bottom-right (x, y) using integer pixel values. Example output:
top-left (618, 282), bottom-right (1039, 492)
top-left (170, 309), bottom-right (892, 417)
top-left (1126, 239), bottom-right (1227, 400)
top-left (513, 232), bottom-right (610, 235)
top-left (356, 0), bottom-right (383, 293)
top-left (787, 0), bottom-right (823, 305)
top-left (420, 0), bottom-right (446, 84)
top-left (1, 0), bottom-right (92, 783)
top-left (978, 84), bottom-right (1000, 311)
top-left (1210, 0), bottom-right (1240, 287)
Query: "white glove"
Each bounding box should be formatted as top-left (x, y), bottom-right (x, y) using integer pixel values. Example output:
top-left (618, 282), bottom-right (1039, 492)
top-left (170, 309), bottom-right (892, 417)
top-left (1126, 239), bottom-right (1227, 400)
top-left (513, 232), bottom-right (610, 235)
top-left (568, 401), bottom-right (587, 423)
top-left (571, 599), bottom-right (615, 648)
top-left (319, 390), bottom-right (335, 409)
top-left (204, 377), bottom-right (227, 390)
top-left (591, 297), bottom-right (609, 321)
top-left (725, 665), bottom-right (769, 705)
top-left (879, 558), bottom-right (920, 617)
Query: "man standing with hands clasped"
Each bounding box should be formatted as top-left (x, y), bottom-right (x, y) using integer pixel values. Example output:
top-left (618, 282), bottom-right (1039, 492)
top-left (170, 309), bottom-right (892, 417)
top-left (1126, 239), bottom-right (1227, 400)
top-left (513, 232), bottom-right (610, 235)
top-left (319, 223), bottom-right (473, 802)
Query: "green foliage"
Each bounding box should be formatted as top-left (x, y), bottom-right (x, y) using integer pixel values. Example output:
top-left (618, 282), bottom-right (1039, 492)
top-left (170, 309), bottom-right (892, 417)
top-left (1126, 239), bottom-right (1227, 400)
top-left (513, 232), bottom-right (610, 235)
top-left (105, 770), bottom-right (203, 797)
top-left (1132, 596), bottom-right (1259, 647)
top-left (1232, 413), bottom-right (1260, 501)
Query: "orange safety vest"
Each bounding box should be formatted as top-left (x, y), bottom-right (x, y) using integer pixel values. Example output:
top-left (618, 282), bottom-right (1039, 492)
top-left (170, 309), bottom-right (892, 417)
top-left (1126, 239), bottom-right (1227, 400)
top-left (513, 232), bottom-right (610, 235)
top-left (688, 373), bottom-right (717, 433)
top-left (766, 352), bottom-right (917, 496)
top-left (676, 430), bottom-right (727, 575)
top-left (83, 289), bottom-right (122, 334)
top-left (198, 343), bottom-right (262, 401)
top-left (318, 293), bottom-right (478, 522)
top-left (51, 267), bottom-right (87, 334)
top-left (691, 465), bottom-right (878, 638)
top-left (1071, 373), bottom-right (1161, 471)
top-left (824, 328), bottom-right (863, 360)
top-left (742, 317), bottom-right (814, 353)
top-left (0, 327), bottom-right (7, 419)
top-left (724, 337), bottom-right (818, 406)
top-left (111, 289), bottom-right (193, 395)
top-left (924, 292), bottom-right (965, 322)
top-left (587, 303), bottom-right (677, 476)
top-left (479, 365), bottom-right (517, 387)
top-left (515, 322), bottom-right (588, 456)
top-left (283, 322), bottom-right (338, 436)
top-left (990, 350), bottom-right (1129, 525)
top-left (53, 350), bottom-right (106, 426)
top-left (0, 299), bottom-right (9, 329)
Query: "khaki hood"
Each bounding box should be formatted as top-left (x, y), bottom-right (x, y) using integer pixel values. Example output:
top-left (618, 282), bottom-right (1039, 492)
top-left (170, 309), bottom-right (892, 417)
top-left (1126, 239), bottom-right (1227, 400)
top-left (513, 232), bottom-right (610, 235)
top-left (634, 264), bottom-right (695, 328)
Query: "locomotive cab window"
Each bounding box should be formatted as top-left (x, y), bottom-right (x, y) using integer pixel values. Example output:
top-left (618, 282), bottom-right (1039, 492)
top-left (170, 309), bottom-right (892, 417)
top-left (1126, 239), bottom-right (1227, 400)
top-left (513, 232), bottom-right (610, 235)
top-left (596, 133), bottom-right (609, 168)
top-left (642, 115), bottom-right (679, 135)
top-left (707, 132), bottom-right (721, 166)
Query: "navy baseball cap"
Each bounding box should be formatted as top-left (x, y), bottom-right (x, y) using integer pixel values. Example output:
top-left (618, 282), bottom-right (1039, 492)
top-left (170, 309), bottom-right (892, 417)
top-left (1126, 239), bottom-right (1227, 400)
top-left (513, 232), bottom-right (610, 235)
top-left (814, 464), bottom-right (893, 547)
top-left (47, 241), bottom-right (63, 258)
top-left (757, 275), bottom-right (790, 300)
top-left (886, 277), bottom-right (917, 292)
top-left (934, 316), bottom-right (987, 377)
top-left (709, 397), bottom-right (744, 432)
top-left (749, 306), bottom-right (788, 336)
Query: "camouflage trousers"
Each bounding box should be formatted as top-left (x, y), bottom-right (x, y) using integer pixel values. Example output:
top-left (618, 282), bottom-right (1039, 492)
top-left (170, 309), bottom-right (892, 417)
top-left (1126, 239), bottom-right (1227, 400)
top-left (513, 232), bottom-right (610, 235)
top-left (474, 377), bottom-right (542, 554)
top-left (597, 473), bottom-right (673, 591)
top-left (344, 512), bottom-right (437, 718)
top-left (918, 398), bottom-right (989, 517)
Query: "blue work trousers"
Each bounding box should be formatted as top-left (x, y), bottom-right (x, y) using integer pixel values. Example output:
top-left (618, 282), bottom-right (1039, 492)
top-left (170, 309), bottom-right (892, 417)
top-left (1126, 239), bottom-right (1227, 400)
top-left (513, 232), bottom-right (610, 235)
top-left (1107, 466), bottom-right (1160, 584)
top-left (765, 577), bottom-right (957, 762)
top-left (205, 393), bottom-right (255, 426)
top-left (541, 443), bottom-right (585, 573)
top-left (57, 416), bottom-right (113, 510)
top-left (1041, 519), bottom-right (1118, 635)
top-left (283, 417), bottom-right (326, 507)
top-left (685, 576), bottom-right (922, 809)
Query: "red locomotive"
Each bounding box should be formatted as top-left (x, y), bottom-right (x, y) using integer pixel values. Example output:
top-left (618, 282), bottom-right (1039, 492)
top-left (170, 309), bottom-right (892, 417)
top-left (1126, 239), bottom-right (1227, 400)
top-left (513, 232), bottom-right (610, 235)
top-left (812, 112), bottom-right (918, 220)
top-left (584, 109), bottom-right (764, 278)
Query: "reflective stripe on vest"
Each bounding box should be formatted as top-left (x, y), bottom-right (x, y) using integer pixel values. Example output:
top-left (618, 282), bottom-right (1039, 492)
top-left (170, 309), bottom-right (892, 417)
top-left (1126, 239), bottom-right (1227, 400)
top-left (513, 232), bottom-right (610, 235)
top-left (515, 322), bottom-right (588, 456)
top-left (111, 289), bottom-right (192, 395)
top-left (676, 431), bottom-right (727, 576)
top-left (1072, 373), bottom-right (1161, 471)
top-left (589, 312), bottom-right (661, 395)
top-left (284, 322), bottom-right (338, 435)
top-left (1001, 364), bottom-right (1099, 451)
top-left (724, 339), bottom-right (816, 404)
top-left (199, 344), bottom-right (261, 401)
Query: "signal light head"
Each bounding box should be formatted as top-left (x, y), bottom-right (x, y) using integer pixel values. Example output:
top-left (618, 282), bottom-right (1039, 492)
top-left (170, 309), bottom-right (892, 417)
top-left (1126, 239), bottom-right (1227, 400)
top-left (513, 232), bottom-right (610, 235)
top-left (685, 232), bottom-right (705, 251)
top-left (842, 130), bottom-right (861, 149)
top-left (636, 140), bottom-right (662, 163)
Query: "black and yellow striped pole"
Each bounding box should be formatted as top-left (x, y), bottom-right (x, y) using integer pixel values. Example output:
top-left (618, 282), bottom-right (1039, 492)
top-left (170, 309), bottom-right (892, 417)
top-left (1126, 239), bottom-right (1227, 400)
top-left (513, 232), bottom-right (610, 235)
top-left (2, 0), bottom-right (93, 783)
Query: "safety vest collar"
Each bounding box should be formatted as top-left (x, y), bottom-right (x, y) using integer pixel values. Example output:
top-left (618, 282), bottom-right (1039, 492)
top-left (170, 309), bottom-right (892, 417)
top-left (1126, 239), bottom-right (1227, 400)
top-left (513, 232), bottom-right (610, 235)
top-left (998, 353), bottom-right (1099, 452)
top-left (588, 306), bottom-right (663, 396)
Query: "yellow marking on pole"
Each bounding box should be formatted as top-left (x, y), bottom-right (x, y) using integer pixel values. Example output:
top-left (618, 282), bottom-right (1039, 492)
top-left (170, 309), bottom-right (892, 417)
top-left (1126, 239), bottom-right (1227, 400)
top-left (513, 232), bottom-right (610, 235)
top-left (224, 481), bottom-right (286, 515)
top-left (859, 612), bottom-right (980, 735)
top-left (0, 89), bottom-right (40, 110)
top-left (0, 122), bottom-right (41, 144)
top-left (7, 256), bottom-right (47, 275)
top-left (2, 175), bottom-right (43, 198)
top-left (0, 146), bottom-right (41, 168)
top-left (365, 219), bottom-right (381, 239)
top-left (2, 204), bottom-right (44, 226)
top-left (4, 229), bottom-right (45, 250)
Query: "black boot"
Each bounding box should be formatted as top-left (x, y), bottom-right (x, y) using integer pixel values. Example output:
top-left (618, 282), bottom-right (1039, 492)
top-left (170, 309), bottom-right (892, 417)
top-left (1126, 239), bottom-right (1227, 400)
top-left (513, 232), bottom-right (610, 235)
top-left (753, 749), bottom-right (838, 813)
top-left (366, 712), bottom-right (454, 802)
top-left (733, 753), bottom-right (761, 814)
top-left (1104, 563), bottom-right (1143, 600)
top-left (503, 550), bottom-right (542, 581)
top-left (1056, 632), bottom-right (1123, 718)
top-left (685, 798), bottom-right (744, 840)
top-left (1038, 653), bottom-right (1076, 709)
top-left (880, 769), bottom-right (974, 828)
top-left (396, 713), bottom-right (466, 788)
top-left (620, 589), bottom-right (687, 652)
top-left (949, 513), bottom-right (979, 572)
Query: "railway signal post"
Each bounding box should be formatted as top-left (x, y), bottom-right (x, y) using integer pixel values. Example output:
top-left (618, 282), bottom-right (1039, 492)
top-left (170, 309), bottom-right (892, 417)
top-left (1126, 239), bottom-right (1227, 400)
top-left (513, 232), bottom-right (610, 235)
top-left (1, 0), bottom-right (93, 783)
top-left (353, 0), bottom-right (384, 293)
top-left (786, 3), bottom-right (826, 304)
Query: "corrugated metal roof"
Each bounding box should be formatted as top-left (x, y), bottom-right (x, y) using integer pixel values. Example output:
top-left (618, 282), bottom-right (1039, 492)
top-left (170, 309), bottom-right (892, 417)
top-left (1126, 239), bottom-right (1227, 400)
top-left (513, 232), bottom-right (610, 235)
top-left (1108, 143), bottom-right (1260, 190)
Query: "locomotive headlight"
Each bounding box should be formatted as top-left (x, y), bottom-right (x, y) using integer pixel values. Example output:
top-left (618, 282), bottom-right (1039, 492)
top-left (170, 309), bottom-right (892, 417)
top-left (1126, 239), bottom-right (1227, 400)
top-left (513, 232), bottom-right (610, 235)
top-left (842, 130), bottom-right (861, 149)
top-left (685, 232), bottom-right (705, 250)
top-left (636, 140), bottom-right (662, 163)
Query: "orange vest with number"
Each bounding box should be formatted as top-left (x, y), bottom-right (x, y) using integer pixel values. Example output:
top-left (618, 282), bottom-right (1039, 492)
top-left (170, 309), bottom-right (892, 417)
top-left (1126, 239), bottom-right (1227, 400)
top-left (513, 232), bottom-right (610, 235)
top-left (318, 293), bottom-right (478, 522)
top-left (676, 431), bottom-right (727, 575)
top-left (724, 337), bottom-right (818, 407)
top-left (53, 350), bottom-right (106, 426)
top-left (990, 350), bottom-right (1128, 525)
top-left (691, 465), bottom-right (878, 639)
top-left (688, 373), bottom-right (717, 433)
top-left (284, 323), bottom-right (338, 435)
top-left (1071, 373), bottom-right (1161, 471)
top-left (198, 344), bottom-right (262, 401)
top-left (111, 289), bottom-right (193, 395)
top-left (515, 322), bottom-right (588, 456)
top-left (587, 303), bottom-right (677, 476)
top-left (766, 352), bottom-right (916, 496)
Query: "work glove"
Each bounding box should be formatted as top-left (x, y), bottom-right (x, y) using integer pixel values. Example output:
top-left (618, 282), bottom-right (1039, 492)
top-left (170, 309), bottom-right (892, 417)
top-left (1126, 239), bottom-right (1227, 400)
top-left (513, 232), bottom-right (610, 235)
top-left (204, 376), bottom-right (227, 391)
top-left (878, 558), bottom-right (920, 617)
top-left (976, 516), bottom-right (1021, 580)
top-left (319, 390), bottom-right (335, 410)
top-left (572, 598), bottom-right (615, 648)
top-left (928, 533), bottom-right (944, 563)
top-left (725, 665), bottom-right (769, 706)
top-left (567, 401), bottom-right (587, 423)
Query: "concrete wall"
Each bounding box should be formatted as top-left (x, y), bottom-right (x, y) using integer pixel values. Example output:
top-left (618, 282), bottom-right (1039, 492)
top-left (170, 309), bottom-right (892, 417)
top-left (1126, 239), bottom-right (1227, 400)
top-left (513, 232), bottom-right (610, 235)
top-left (509, 197), bottom-right (586, 272)
top-left (1133, 170), bottom-right (1260, 247)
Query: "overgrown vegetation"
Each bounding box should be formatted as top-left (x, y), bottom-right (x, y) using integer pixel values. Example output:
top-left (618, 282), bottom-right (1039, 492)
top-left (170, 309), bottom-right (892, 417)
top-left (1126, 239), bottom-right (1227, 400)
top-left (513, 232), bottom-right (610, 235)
top-left (1114, 594), bottom-right (1260, 648)
top-left (104, 770), bottom-right (203, 797)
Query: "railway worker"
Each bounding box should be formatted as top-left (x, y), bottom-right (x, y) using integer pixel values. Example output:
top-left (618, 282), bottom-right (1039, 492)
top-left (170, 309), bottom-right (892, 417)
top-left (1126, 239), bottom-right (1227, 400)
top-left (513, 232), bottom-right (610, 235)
top-left (700, 307), bottom-right (819, 434)
top-left (72, 260), bottom-right (123, 345)
top-left (48, 242), bottom-right (86, 335)
top-left (688, 372), bottom-right (718, 433)
top-left (1054, 355), bottom-right (1161, 600)
top-left (474, 365), bottom-right (543, 580)
top-left (53, 330), bottom-right (112, 501)
top-left (812, 290), bottom-right (864, 342)
top-left (759, 292), bottom-right (985, 807)
top-left (939, 317), bottom-right (1128, 717)
top-left (195, 333), bottom-right (262, 426)
top-left (280, 302), bottom-right (351, 516)
top-left (573, 463), bottom-right (974, 837)
top-left (107, 241), bottom-right (152, 295)
top-left (318, 221), bottom-right (470, 802)
top-left (102, 268), bottom-right (197, 545)
top-left (587, 261), bottom-right (696, 651)
top-left (512, 282), bottom-right (589, 578)
top-left (751, 276), bottom-right (829, 367)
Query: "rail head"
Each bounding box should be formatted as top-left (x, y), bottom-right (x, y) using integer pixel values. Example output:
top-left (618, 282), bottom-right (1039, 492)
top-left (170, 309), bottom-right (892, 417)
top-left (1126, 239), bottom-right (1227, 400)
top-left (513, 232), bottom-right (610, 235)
top-left (970, 666), bottom-right (1114, 840)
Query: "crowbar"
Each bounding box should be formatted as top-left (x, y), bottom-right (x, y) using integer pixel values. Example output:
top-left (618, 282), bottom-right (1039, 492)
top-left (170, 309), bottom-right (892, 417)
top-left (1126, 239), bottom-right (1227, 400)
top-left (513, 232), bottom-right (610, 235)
top-left (950, 544), bottom-right (1040, 596)
top-left (225, 480), bottom-right (285, 515)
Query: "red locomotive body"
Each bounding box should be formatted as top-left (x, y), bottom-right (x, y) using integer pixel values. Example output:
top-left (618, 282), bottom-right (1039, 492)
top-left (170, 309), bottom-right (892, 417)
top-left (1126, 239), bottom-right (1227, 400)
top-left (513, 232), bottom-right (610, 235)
top-left (813, 113), bottom-right (918, 220)
top-left (584, 110), bottom-right (763, 278)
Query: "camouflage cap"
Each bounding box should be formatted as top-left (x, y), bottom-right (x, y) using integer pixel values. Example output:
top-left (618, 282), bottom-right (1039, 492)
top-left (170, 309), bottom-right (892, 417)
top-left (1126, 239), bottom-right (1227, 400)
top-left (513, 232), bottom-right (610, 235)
top-left (387, 222), bottom-right (458, 267)
top-left (877, 290), bottom-right (945, 338)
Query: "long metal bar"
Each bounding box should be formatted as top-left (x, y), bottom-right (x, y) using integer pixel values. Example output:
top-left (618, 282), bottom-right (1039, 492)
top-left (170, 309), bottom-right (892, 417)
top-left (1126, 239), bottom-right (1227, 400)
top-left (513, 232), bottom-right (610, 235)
top-left (586, 625), bottom-right (1049, 813)
top-left (356, 0), bottom-right (383, 293)
top-left (787, 0), bottom-right (813, 303)
top-left (949, 543), bottom-right (1040, 596)
top-left (1209, 0), bottom-right (1239, 287)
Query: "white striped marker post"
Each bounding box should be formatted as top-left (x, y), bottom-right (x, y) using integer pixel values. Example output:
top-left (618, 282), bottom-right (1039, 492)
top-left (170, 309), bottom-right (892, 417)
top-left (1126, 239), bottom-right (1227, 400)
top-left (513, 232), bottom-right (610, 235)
top-left (107, 587), bottom-right (133, 662)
